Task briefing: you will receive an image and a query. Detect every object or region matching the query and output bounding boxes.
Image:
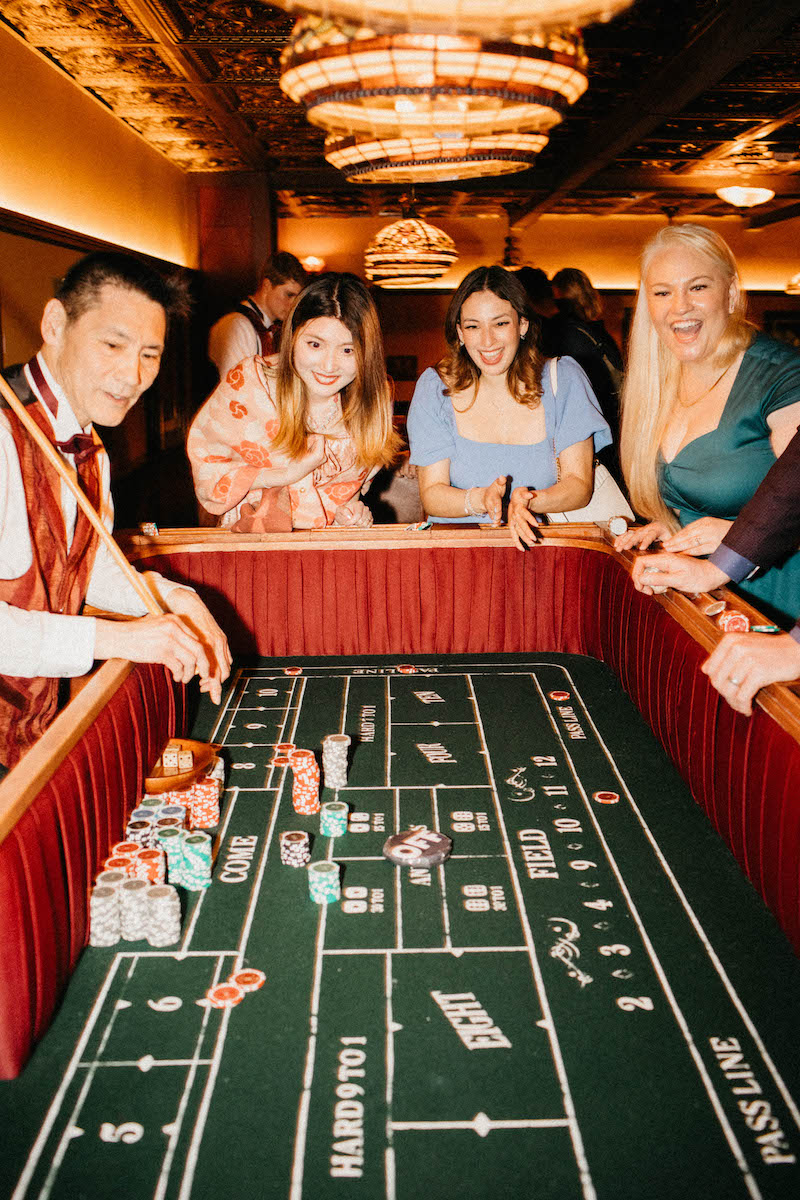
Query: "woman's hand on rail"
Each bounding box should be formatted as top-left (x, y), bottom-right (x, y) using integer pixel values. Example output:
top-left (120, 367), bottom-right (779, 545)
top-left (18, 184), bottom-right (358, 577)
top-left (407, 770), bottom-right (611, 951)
top-left (482, 476), bottom-right (507, 527)
top-left (613, 520), bottom-right (671, 552)
top-left (333, 499), bottom-right (374, 528)
top-left (508, 487), bottom-right (542, 551)
top-left (662, 517), bottom-right (732, 557)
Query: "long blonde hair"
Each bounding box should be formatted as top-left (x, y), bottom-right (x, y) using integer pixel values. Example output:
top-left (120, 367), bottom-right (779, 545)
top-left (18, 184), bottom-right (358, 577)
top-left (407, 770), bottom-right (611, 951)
top-left (620, 223), bottom-right (755, 527)
top-left (270, 272), bottom-right (401, 469)
top-left (437, 265), bottom-right (544, 407)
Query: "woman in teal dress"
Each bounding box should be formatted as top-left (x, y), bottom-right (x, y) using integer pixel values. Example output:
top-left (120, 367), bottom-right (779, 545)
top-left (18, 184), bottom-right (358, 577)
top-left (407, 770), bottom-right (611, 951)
top-left (615, 223), bottom-right (800, 627)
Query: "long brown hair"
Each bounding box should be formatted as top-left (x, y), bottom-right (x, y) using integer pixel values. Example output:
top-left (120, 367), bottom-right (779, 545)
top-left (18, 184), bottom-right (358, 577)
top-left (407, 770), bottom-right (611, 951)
top-left (551, 267), bottom-right (603, 323)
top-left (620, 223), bottom-right (755, 528)
top-left (437, 265), bottom-right (544, 408)
top-left (271, 272), bottom-right (400, 469)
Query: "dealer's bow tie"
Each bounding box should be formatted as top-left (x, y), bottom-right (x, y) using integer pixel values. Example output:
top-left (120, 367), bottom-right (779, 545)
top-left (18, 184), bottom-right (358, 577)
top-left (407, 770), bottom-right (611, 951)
top-left (55, 433), bottom-right (99, 465)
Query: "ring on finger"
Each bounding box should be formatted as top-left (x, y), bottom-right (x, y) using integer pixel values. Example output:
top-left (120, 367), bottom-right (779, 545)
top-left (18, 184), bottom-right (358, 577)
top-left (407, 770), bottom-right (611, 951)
top-left (730, 676), bottom-right (742, 686)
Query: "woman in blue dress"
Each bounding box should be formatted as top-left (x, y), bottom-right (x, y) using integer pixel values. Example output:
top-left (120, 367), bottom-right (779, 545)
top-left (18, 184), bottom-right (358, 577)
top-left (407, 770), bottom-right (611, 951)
top-left (407, 265), bottom-right (611, 550)
top-left (615, 223), bottom-right (800, 627)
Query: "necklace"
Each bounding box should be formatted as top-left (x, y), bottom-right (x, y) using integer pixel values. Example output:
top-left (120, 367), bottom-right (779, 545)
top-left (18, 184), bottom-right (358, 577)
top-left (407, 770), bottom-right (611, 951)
top-left (678, 361), bottom-right (734, 408)
top-left (307, 397), bottom-right (342, 434)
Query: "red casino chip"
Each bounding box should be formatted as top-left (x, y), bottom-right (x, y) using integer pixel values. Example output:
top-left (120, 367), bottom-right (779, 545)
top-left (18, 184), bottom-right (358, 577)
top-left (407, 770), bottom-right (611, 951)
top-left (397, 664), bottom-right (417, 674)
top-left (229, 969), bottom-right (266, 993)
top-left (717, 610), bottom-right (750, 633)
top-left (593, 791), bottom-right (620, 804)
top-left (284, 667), bottom-right (302, 676)
top-left (206, 983), bottom-right (245, 1008)
top-left (548, 691), bottom-right (571, 702)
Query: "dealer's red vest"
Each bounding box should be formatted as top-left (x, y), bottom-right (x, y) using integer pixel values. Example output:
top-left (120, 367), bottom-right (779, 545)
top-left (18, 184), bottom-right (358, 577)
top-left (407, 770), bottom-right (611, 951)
top-left (0, 367), bottom-right (101, 768)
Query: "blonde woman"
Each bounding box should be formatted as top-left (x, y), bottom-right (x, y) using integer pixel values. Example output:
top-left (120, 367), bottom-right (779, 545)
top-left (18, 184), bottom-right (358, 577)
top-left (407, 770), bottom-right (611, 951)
top-left (615, 223), bottom-right (800, 625)
top-left (407, 265), bottom-right (610, 548)
top-left (189, 273), bottom-right (400, 530)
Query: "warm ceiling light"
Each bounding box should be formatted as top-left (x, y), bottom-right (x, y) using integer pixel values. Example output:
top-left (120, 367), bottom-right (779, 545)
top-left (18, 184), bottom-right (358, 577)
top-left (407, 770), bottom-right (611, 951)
top-left (326, 130), bottom-right (548, 182)
top-left (785, 272), bottom-right (800, 295)
top-left (364, 217), bottom-right (457, 287)
top-left (301, 254), bottom-right (327, 272)
top-left (269, 0), bottom-right (633, 39)
top-left (715, 186), bottom-right (775, 208)
top-left (279, 18), bottom-right (588, 139)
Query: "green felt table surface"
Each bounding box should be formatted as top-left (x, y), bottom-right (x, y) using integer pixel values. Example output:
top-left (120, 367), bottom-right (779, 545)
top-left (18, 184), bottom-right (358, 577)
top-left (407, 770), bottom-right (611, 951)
top-left (2, 653), bottom-right (799, 1200)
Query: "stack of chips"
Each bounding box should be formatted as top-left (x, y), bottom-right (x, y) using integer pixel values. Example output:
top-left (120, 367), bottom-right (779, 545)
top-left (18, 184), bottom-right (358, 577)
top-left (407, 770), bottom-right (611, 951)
top-left (161, 803), bottom-right (187, 824)
top-left (280, 830), bottom-right (312, 867)
top-left (290, 750), bottom-right (321, 815)
top-left (320, 802), bottom-right (348, 838)
top-left (126, 817), bottom-right (157, 849)
top-left (96, 869), bottom-right (128, 890)
top-left (120, 878), bottom-right (150, 940)
top-left (207, 756), bottom-right (226, 786)
top-left (156, 826), bottom-right (185, 885)
top-left (181, 832), bottom-right (213, 890)
top-left (322, 734), bottom-right (351, 790)
top-left (272, 742), bottom-right (296, 766)
top-left (89, 884), bottom-right (121, 946)
top-left (307, 860), bottom-right (341, 904)
top-left (132, 847), bottom-right (166, 884)
top-left (206, 982), bottom-right (245, 1008)
top-left (187, 778), bottom-right (220, 830)
top-left (145, 884), bottom-right (182, 946)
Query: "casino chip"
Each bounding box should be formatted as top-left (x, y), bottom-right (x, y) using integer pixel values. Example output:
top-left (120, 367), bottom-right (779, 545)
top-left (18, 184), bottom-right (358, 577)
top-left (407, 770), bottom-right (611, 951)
top-left (718, 609), bottom-right (750, 633)
top-left (397, 664), bottom-right (417, 674)
top-left (229, 969), bottom-right (266, 992)
top-left (206, 983), bottom-right (245, 1008)
top-left (548, 691), bottom-right (570, 702)
top-left (593, 791), bottom-right (620, 804)
top-left (284, 667), bottom-right (302, 676)
top-left (383, 827), bottom-right (453, 867)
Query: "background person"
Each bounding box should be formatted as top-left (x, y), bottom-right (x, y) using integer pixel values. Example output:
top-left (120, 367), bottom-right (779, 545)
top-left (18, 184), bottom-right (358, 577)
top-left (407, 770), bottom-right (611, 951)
top-left (0, 252), bottom-right (231, 769)
top-left (406, 265), bottom-right (610, 550)
top-left (551, 266), bottom-right (624, 483)
top-left (208, 251), bottom-right (307, 382)
top-left (189, 272), bottom-right (401, 531)
top-left (614, 222), bottom-right (800, 627)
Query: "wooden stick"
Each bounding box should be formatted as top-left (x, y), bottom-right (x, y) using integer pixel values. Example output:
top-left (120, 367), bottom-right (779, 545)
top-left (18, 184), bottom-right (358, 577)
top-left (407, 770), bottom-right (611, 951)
top-left (0, 371), bottom-right (162, 616)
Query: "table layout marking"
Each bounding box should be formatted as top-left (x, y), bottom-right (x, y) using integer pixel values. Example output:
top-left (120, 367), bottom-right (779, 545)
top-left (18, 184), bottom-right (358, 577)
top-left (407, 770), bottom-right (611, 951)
top-left (465, 672), bottom-right (598, 1200)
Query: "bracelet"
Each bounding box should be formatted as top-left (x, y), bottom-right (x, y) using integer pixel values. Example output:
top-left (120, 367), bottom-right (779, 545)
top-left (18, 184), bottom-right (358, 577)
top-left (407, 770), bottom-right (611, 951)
top-left (464, 487), bottom-right (487, 517)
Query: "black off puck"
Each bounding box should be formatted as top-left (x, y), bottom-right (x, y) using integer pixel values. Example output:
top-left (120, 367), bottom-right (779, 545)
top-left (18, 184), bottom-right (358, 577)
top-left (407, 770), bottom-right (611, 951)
top-left (383, 828), bottom-right (453, 867)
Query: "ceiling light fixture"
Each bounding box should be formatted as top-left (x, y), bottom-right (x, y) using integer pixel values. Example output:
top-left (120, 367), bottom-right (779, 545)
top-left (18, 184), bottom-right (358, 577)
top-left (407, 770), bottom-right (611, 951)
top-left (270, 0), bottom-right (633, 39)
top-left (785, 272), bottom-right (800, 295)
top-left (325, 130), bottom-right (549, 182)
top-left (363, 216), bottom-right (457, 287)
top-left (279, 18), bottom-right (588, 141)
top-left (715, 186), bottom-right (775, 208)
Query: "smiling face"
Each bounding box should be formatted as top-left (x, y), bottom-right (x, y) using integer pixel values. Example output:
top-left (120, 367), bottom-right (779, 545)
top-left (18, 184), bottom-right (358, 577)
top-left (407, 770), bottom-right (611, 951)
top-left (645, 244), bottom-right (738, 365)
top-left (292, 316), bottom-right (357, 404)
top-left (456, 289), bottom-right (528, 378)
top-left (41, 283), bottom-right (166, 428)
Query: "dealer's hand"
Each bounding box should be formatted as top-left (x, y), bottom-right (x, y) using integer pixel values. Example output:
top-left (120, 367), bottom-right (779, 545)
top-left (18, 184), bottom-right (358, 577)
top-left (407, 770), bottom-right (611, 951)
top-left (613, 520), bottom-right (672, 552)
top-left (164, 588), bottom-right (232, 703)
top-left (94, 613), bottom-right (216, 695)
top-left (508, 486), bottom-right (541, 551)
top-left (702, 631), bottom-right (800, 716)
top-left (631, 552), bottom-right (730, 596)
top-left (662, 517), bottom-right (732, 557)
top-left (334, 499), bottom-right (373, 528)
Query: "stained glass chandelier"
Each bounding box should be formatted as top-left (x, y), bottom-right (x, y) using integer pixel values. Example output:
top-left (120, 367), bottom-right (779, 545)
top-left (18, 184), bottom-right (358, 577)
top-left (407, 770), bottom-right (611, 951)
top-left (363, 216), bottom-right (457, 287)
top-left (325, 130), bottom-right (549, 182)
top-left (279, 19), bottom-right (588, 141)
top-left (269, 0), bottom-right (633, 40)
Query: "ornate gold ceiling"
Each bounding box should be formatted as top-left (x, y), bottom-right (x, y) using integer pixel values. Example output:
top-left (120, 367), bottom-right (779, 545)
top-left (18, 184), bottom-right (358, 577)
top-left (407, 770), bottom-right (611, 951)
top-left (3, 0), bottom-right (800, 228)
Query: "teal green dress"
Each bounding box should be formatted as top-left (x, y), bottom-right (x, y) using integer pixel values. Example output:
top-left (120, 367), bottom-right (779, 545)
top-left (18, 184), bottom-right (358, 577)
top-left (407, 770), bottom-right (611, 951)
top-left (659, 333), bottom-right (800, 626)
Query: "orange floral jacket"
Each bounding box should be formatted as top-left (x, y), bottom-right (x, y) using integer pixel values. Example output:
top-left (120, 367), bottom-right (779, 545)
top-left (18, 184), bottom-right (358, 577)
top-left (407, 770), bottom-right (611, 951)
top-left (187, 357), bottom-right (370, 530)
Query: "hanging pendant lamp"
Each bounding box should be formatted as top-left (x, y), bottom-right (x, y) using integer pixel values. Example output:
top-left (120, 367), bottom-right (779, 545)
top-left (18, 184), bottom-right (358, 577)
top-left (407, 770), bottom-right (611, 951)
top-left (325, 129), bottom-right (549, 182)
top-left (364, 216), bottom-right (457, 287)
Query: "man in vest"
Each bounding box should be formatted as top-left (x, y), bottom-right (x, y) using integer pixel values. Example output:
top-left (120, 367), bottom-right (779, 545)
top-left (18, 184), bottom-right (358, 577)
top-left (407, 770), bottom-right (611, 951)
top-left (208, 251), bottom-right (307, 382)
top-left (0, 251), bottom-right (231, 770)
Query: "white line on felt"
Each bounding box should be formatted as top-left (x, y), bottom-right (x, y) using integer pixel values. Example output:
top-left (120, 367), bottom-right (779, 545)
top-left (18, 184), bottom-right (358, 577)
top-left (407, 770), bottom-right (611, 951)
top-left (11, 957), bottom-right (124, 1200)
top-left (289, 903), bottom-right (329, 1200)
top-left (466, 672), bottom-right (598, 1200)
top-left (385, 951), bottom-right (396, 1200)
top-left (528, 668), bottom-right (762, 1199)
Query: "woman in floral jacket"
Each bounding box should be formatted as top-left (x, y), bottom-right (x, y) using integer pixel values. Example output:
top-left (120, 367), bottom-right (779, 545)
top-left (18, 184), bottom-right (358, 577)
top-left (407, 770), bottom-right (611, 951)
top-left (188, 273), bottom-right (400, 531)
